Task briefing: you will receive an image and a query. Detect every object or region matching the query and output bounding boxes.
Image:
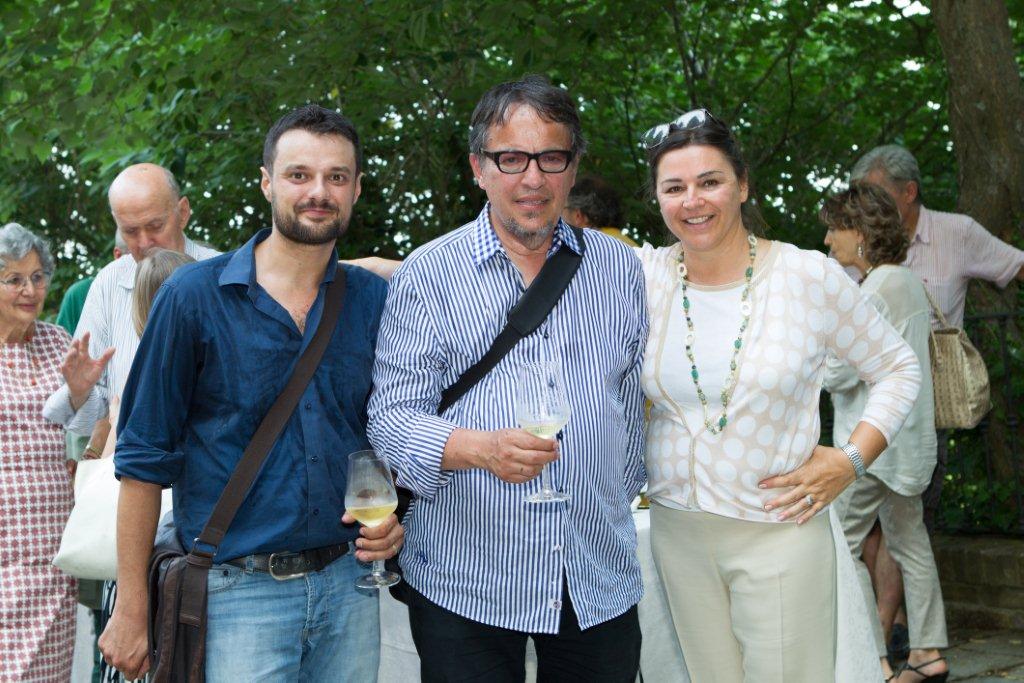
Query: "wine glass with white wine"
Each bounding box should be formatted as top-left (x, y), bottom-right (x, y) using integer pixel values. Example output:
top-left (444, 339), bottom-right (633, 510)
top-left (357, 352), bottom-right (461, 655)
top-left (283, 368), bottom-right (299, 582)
top-left (516, 360), bottom-right (571, 504)
top-left (344, 449), bottom-right (401, 589)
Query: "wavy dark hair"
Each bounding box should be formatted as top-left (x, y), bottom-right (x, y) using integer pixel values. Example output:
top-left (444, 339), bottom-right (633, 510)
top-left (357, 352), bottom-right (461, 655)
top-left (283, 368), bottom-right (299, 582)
top-left (819, 181), bottom-right (909, 266)
top-left (645, 113), bottom-right (767, 236)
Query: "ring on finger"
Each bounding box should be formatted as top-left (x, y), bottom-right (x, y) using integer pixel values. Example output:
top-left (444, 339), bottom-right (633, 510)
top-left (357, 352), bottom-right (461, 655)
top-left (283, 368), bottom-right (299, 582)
top-left (805, 494), bottom-right (814, 506)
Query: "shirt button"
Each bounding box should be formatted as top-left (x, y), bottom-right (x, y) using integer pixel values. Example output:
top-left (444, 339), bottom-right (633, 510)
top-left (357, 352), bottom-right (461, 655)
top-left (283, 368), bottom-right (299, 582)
top-left (550, 599), bottom-right (562, 610)
top-left (311, 455), bottom-right (319, 462)
top-left (552, 545), bottom-right (561, 552)
top-left (304, 402), bottom-right (312, 410)
top-left (542, 331), bottom-right (550, 339)
top-left (313, 508), bottom-right (320, 516)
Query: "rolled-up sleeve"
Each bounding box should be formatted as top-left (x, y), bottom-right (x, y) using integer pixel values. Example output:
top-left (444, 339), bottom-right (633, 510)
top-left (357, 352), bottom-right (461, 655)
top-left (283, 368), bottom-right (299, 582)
top-left (963, 217), bottom-right (1024, 288)
top-left (114, 282), bottom-right (199, 485)
top-left (822, 260), bottom-right (920, 445)
top-left (367, 264), bottom-right (457, 500)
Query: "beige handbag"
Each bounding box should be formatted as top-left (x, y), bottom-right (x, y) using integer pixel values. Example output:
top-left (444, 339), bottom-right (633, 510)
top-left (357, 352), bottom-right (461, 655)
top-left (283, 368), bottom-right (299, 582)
top-left (925, 292), bottom-right (991, 429)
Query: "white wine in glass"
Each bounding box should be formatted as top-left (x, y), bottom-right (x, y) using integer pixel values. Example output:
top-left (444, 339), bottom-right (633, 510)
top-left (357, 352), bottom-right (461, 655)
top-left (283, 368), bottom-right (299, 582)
top-left (344, 449), bottom-right (401, 589)
top-left (516, 361), bottom-right (571, 504)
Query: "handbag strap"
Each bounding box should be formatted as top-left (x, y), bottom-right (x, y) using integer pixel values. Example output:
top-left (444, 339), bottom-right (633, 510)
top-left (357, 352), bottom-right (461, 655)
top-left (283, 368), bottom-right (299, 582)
top-left (923, 288), bottom-right (953, 330)
top-left (437, 226), bottom-right (585, 414)
top-left (192, 267), bottom-right (347, 555)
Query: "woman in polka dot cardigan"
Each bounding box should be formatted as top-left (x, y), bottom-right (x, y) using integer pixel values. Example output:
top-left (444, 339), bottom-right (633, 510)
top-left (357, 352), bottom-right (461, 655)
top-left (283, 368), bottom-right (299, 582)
top-left (638, 111), bottom-right (921, 682)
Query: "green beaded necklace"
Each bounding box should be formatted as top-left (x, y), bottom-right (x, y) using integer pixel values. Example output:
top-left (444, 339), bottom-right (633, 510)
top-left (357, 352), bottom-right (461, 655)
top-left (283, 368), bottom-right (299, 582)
top-left (677, 232), bottom-right (757, 435)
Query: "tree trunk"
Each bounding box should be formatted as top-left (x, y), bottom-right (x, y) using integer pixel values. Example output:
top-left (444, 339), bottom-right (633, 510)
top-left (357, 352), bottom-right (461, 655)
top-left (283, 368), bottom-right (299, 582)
top-left (932, 0), bottom-right (1024, 242)
top-left (932, 0), bottom-right (1024, 521)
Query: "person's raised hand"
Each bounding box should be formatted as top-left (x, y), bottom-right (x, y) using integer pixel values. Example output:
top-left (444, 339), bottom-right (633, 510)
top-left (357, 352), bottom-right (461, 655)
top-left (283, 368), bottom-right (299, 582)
top-left (61, 331), bottom-right (114, 409)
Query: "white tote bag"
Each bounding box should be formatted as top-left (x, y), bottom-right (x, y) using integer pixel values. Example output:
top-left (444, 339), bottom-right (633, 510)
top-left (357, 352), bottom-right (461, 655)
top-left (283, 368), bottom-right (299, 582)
top-left (53, 457), bottom-right (173, 580)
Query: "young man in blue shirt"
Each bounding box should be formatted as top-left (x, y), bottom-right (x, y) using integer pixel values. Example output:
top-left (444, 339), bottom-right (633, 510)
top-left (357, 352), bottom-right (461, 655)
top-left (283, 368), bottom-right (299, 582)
top-left (99, 105), bottom-right (403, 681)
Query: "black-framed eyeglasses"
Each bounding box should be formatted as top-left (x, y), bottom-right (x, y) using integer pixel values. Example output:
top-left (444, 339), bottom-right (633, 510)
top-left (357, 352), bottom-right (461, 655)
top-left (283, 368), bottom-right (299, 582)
top-left (0, 270), bottom-right (50, 292)
top-left (641, 108), bottom-right (726, 149)
top-left (479, 149), bottom-right (574, 174)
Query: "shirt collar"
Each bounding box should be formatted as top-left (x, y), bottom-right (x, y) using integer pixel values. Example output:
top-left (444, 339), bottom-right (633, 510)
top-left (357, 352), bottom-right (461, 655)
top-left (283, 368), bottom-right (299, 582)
top-left (218, 228), bottom-right (338, 289)
top-left (115, 236), bottom-right (207, 289)
top-left (912, 205), bottom-right (931, 245)
top-left (469, 202), bottom-right (582, 268)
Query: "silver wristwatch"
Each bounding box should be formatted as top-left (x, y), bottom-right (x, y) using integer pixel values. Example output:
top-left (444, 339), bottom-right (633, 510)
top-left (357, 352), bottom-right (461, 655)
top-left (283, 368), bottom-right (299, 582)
top-left (840, 442), bottom-right (866, 479)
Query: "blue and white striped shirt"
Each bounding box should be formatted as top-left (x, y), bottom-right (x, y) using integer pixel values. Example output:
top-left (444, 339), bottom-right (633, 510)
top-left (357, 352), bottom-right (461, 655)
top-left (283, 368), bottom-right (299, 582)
top-left (368, 205), bottom-right (648, 633)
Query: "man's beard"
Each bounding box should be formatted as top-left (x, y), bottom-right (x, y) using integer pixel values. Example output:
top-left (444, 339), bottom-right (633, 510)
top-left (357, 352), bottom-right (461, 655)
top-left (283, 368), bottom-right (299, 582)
top-left (501, 216), bottom-right (557, 251)
top-left (273, 199), bottom-right (349, 246)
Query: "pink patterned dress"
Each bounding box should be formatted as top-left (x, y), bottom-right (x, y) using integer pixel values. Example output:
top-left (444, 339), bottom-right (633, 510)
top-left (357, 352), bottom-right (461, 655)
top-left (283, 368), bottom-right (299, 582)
top-left (1, 321), bottom-right (76, 682)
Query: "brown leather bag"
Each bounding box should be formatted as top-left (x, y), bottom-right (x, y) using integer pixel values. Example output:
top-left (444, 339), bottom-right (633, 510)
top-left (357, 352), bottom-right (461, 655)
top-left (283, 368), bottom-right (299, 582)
top-left (146, 270), bottom-right (346, 682)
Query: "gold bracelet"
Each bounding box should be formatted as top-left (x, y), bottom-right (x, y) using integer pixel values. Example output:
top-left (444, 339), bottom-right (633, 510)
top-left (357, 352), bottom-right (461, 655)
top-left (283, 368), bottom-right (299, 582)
top-left (84, 445), bottom-right (103, 459)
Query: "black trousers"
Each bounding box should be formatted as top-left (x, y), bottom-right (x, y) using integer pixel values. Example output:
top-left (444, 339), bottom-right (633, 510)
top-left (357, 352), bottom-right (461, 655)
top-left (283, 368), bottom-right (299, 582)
top-left (406, 582), bottom-right (641, 683)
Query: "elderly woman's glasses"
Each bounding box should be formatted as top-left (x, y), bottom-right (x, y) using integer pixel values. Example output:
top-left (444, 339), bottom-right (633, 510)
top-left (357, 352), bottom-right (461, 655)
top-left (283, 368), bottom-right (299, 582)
top-left (642, 108), bottom-right (726, 149)
top-left (0, 271), bottom-right (50, 292)
top-left (480, 149), bottom-right (574, 174)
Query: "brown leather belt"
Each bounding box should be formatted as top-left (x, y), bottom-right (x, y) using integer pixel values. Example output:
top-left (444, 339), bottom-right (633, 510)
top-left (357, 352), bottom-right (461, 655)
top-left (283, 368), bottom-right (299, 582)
top-left (225, 543), bottom-right (349, 580)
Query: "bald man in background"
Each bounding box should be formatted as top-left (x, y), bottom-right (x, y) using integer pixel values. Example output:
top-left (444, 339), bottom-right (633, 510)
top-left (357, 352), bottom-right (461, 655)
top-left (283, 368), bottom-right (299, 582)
top-left (44, 163), bottom-right (220, 438)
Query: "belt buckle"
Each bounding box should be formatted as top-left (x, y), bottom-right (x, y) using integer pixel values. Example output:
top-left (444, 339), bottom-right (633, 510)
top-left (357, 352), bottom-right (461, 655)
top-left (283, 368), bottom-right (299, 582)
top-left (268, 551), bottom-right (307, 581)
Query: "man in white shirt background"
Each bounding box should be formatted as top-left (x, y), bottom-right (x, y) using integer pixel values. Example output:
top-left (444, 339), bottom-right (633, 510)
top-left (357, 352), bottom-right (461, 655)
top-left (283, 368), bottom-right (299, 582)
top-left (44, 163), bottom-right (221, 437)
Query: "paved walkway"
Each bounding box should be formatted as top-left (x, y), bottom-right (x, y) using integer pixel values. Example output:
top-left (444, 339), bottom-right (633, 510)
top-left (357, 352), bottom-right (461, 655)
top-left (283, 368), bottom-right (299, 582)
top-left (74, 605), bottom-right (1024, 682)
top-left (944, 626), bottom-right (1024, 681)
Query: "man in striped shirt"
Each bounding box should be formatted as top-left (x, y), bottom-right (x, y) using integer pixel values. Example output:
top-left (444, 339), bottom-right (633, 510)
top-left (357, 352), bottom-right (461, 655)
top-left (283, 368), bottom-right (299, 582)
top-left (368, 75), bottom-right (648, 681)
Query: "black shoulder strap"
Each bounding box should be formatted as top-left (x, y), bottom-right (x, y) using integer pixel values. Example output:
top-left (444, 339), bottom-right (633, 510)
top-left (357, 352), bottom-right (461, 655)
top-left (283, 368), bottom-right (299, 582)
top-left (437, 226), bottom-right (585, 415)
top-left (193, 268), bottom-right (347, 553)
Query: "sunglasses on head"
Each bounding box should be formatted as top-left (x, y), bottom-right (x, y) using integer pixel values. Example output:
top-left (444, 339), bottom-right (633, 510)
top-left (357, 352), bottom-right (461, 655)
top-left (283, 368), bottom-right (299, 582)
top-left (641, 108), bottom-right (727, 149)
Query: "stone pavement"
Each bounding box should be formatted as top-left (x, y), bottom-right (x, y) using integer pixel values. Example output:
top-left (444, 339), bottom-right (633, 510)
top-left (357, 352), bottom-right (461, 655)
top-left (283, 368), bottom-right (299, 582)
top-left (943, 626), bottom-right (1024, 681)
top-left (74, 606), bottom-right (1024, 681)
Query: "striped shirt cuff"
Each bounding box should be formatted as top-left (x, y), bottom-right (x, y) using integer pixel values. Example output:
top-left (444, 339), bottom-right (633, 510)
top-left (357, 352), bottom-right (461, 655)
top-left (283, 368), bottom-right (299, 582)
top-left (396, 412), bottom-right (458, 500)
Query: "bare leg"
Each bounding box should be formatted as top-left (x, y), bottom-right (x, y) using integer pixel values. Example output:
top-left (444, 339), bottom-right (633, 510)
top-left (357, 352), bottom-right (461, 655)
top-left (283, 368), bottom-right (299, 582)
top-left (873, 538), bottom-right (905, 640)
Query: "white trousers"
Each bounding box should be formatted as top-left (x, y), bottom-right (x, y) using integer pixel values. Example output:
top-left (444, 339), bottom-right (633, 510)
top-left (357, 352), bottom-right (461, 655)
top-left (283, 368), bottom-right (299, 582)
top-left (651, 504), bottom-right (836, 683)
top-left (833, 475), bottom-right (949, 654)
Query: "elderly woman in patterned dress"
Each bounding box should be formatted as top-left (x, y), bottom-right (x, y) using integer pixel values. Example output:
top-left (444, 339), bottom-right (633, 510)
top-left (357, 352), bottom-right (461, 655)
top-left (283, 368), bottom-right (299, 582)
top-left (0, 222), bottom-right (76, 681)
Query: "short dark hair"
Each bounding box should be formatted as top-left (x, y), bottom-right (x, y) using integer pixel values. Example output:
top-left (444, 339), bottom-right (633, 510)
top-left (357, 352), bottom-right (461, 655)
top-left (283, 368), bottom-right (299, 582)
top-left (263, 105), bottom-right (362, 174)
top-left (820, 181), bottom-right (909, 266)
top-left (646, 113), bottom-right (767, 236)
top-left (469, 75), bottom-right (586, 158)
top-left (566, 176), bottom-right (623, 228)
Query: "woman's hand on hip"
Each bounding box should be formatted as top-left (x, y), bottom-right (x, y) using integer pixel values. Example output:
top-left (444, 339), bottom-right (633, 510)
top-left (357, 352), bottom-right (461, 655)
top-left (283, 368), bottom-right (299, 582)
top-left (759, 445), bottom-right (856, 524)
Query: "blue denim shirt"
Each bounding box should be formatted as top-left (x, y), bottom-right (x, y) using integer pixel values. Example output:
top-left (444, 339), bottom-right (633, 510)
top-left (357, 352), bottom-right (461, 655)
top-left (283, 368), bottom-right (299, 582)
top-left (115, 229), bottom-right (387, 562)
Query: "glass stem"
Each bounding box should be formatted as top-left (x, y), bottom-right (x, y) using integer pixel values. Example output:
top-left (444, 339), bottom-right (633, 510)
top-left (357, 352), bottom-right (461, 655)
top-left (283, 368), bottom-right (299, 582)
top-left (372, 559), bottom-right (385, 577)
top-left (540, 463), bottom-right (553, 493)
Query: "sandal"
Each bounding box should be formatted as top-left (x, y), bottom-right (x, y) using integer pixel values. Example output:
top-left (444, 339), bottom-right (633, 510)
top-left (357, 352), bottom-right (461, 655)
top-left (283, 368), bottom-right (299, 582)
top-left (898, 657), bottom-right (949, 682)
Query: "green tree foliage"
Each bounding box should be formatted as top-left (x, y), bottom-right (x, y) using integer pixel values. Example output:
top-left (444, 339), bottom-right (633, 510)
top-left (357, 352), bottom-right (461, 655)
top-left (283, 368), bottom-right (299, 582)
top-left (7, 0), bottom-right (1021, 292)
top-left (3, 0), bottom-right (1024, 531)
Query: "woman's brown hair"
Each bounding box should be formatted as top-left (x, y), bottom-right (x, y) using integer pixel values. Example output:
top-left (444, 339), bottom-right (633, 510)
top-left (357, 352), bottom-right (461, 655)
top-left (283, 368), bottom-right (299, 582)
top-left (820, 181), bottom-right (909, 266)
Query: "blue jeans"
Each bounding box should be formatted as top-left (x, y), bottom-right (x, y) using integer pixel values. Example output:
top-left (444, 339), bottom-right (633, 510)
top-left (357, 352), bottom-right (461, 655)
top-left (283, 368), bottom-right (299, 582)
top-left (204, 550), bottom-right (380, 682)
